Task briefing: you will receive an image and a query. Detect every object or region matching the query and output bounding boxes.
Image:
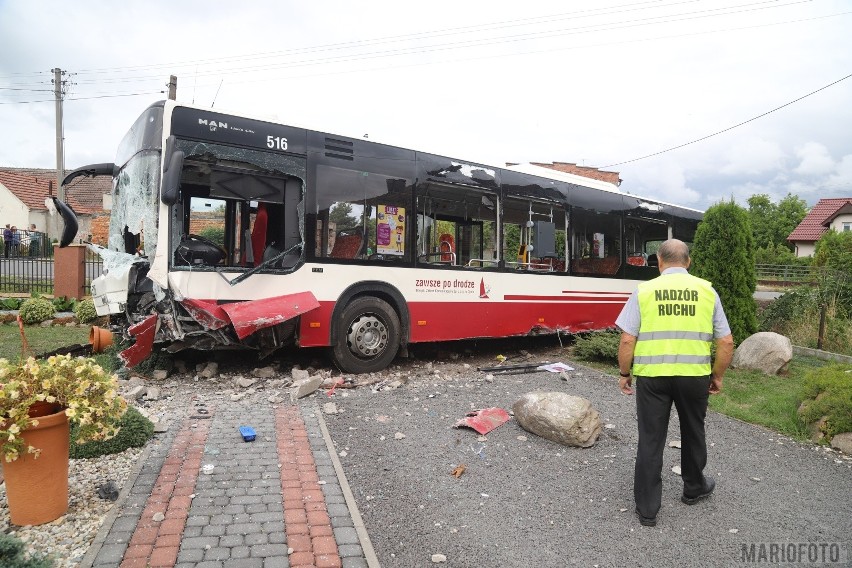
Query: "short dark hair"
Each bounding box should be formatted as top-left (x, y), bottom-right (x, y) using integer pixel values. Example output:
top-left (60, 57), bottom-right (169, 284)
top-left (658, 239), bottom-right (690, 266)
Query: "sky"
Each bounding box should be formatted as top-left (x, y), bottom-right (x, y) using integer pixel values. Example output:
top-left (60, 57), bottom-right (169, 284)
top-left (1, 0), bottom-right (851, 212)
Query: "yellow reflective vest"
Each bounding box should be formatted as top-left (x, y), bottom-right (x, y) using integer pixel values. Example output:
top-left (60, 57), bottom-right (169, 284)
top-left (632, 271), bottom-right (715, 377)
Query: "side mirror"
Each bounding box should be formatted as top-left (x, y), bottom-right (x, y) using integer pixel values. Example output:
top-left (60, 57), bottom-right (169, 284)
top-left (46, 197), bottom-right (79, 248)
top-left (161, 150), bottom-right (185, 205)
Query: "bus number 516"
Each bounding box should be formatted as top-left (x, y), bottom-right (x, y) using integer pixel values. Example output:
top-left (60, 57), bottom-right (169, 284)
top-left (267, 135), bottom-right (288, 150)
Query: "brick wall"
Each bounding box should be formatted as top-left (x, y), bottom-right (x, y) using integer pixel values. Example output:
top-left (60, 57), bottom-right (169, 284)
top-left (529, 162), bottom-right (621, 185)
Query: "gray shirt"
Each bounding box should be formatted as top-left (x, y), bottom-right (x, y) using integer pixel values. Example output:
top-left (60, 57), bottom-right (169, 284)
top-left (614, 267), bottom-right (731, 338)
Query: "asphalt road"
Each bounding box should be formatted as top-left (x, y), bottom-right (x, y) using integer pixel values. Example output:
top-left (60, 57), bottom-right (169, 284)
top-left (323, 361), bottom-right (851, 568)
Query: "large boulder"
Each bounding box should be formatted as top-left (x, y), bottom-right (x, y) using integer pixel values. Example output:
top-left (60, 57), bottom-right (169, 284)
top-left (830, 432), bottom-right (852, 455)
top-left (731, 332), bottom-right (792, 375)
top-left (513, 392), bottom-right (601, 448)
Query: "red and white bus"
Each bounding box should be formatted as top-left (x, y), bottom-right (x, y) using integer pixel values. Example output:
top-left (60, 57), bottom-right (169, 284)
top-left (60, 100), bottom-right (702, 373)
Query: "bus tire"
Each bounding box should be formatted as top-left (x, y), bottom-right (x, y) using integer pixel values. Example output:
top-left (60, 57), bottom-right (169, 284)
top-left (332, 296), bottom-right (400, 374)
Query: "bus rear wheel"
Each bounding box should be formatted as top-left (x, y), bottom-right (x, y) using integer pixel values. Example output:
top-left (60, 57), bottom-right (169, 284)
top-left (332, 296), bottom-right (401, 374)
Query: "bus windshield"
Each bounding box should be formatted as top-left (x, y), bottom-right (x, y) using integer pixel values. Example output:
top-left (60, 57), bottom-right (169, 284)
top-left (109, 150), bottom-right (160, 258)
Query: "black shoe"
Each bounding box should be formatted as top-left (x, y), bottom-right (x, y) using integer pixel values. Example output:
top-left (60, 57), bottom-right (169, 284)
top-left (682, 476), bottom-right (716, 505)
top-left (635, 509), bottom-right (657, 527)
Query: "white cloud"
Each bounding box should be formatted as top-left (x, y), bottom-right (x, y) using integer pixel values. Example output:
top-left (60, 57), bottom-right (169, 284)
top-left (793, 142), bottom-right (836, 177)
top-left (719, 138), bottom-right (785, 176)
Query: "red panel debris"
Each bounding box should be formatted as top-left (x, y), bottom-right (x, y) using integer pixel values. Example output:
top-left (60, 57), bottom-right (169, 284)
top-left (454, 407), bottom-right (511, 435)
top-left (180, 298), bottom-right (230, 330)
top-left (219, 292), bottom-right (320, 339)
top-left (120, 314), bottom-right (158, 368)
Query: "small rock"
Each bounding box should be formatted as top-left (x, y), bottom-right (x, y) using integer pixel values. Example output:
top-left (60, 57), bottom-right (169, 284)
top-left (292, 368), bottom-right (311, 382)
top-left (126, 385), bottom-right (145, 401)
top-left (485, 374), bottom-right (494, 383)
top-left (235, 376), bottom-right (257, 389)
top-left (517, 436), bottom-right (527, 442)
top-left (200, 362), bottom-right (218, 378)
top-left (750, 477), bottom-right (761, 482)
top-left (152, 512), bottom-right (165, 522)
top-left (151, 369), bottom-right (169, 380)
top-left (672, 465), bottom-right (682, 475)
top-left (254, 366), bottom-right (275, 378)
top-left (144, 386), bottom-right (161, 401)
top-left (394, 432), bottom-right (406, 440)
top-left (231, 392), bottom-right (246, 402)
top-left (729, 528), bottom-right (739, 533)
top-left (432, 554), bottom-right (447, 563)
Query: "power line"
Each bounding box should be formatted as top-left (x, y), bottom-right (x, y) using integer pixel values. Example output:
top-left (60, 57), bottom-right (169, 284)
top-left (599, 72), bottom-right (852, 168)
top-left (0, 91), bottom-right (164, 105)
top-left (40, 0), bottom-right (814, 86)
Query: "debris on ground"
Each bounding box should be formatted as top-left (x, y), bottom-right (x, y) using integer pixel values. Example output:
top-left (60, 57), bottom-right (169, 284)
top-left (536, 362), bottom-right (574, 373)
top-left (450, 464), bottom-right (466, 478)
top-left (453, 407), bottom-right (511, 435)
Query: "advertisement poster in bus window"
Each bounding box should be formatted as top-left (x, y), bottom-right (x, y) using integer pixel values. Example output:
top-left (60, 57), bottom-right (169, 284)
top-left (377, 205), bottom-right (406, 255)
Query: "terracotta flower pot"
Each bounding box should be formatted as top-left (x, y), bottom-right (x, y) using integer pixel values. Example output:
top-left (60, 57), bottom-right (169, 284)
top-left (2, 408), bottom-right (70, 525)
top-left (89, 325), bottom-right (113, 354)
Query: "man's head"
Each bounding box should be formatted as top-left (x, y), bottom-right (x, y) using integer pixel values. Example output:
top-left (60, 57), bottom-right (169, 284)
top-left (657, 239), bottom-right (690, 272)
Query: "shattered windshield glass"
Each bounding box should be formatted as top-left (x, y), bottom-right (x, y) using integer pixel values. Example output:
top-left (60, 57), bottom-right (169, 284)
top-left (109, 150), bottom-right (161, 258)
top-left (176, 140), bottom-right (306, 180)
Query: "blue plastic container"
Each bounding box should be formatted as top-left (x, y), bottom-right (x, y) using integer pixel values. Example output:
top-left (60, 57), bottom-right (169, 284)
top-left (239, 425), bottom-right (256, 442)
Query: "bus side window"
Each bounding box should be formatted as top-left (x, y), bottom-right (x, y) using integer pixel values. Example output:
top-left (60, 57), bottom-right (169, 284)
top-left (570, 207), bottom-right (622, 276)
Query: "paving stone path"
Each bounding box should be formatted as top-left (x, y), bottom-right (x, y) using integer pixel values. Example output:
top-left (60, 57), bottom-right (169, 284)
top-left (83, 397), bottom-right (372, 568)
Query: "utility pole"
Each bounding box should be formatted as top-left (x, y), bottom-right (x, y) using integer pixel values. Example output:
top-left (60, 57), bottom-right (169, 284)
top-left (52, 67), bottom-right (65, 202)
top-left (168, 75), bottom-right (177, 100)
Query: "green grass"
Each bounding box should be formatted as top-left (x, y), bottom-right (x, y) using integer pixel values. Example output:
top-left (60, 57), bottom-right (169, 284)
top-left (0, 325), bottom-right (92, 361)
top-left (707, 357), bottom-right (830, 440)
top-left (574, 353), bottom-right (831, 441)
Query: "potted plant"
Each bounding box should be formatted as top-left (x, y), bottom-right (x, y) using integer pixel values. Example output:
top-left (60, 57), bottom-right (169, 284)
top-left (0, 354), bottom-right (127, 525)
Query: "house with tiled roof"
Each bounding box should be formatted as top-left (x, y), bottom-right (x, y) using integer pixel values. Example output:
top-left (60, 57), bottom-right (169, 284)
top-left (787, 197), bottom-right (852, 257)
top-left (0, 167), bottom-right (112, 246)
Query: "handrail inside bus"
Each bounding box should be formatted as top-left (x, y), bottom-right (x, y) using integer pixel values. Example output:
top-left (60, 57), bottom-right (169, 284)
top-left (467, 258), bottom-right (500, 268)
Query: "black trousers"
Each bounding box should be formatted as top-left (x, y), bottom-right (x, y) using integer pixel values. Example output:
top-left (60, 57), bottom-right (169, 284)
top-left (634, 375), bottom-right (711, 518)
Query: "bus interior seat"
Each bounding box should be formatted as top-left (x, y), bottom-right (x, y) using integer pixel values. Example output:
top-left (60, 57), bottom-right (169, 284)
top-left (330, 227), bottom-right (365, 259)
top-left (250, 203), bottom-right (268, 262)
top-left (438, 233), bottom-right (454, 263)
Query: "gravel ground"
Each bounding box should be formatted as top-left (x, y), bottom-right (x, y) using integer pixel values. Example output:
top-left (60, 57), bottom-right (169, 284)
top-left (1, 338), bottom-right (850, 567)
top-left (322, 347), bottom-right (852, 568)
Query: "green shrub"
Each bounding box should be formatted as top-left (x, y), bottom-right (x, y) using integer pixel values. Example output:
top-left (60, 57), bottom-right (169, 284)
top-left (0, 297), bottom-right (23, 310)
top-left (0, 533), bottom-right (53, 568)
top-left (759, 286), bottom-right (817, 331)
top-left (18, 297), bottom-right (56, 324)
top-left (51, 296), bottom-right (76, 312)
top-left (70, 405), bottom-right (154, 459)
top-left (798, 363), bottom-right (852, 439)
top-left (73, 299), bottom-right (98, 323)
top-left (572, 330), bottom-right (620, 362)
top-left (691, 200), bottom-right (757, 344)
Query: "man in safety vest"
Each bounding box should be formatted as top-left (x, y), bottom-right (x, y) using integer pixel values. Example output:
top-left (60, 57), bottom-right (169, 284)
top-left (615, 238), bottom-right (734, 527)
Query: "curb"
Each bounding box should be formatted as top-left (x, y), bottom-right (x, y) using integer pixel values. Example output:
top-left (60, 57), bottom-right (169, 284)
top-left (313, 402), bottom-right (381, 568)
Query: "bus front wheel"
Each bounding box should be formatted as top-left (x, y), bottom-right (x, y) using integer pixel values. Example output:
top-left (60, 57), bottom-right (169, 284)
top-left (332, 297), bottom-right (401, 374)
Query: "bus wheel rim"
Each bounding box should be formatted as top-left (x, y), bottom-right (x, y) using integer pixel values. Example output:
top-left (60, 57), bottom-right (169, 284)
top-left (348, 315), bottom-right (388, 357)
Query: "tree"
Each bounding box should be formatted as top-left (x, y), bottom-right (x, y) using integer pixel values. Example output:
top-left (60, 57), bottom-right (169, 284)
top-left (329, 202), bottom-right (359, 229)
top-left (774, 193), bottom-right (808, 246)
top-left (691, 200), bottom-right (757, 344)
top-left (747, 193), bottom-right (807, 251)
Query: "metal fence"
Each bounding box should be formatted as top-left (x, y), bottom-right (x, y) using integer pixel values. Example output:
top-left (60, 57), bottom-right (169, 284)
top-left (0, 253), bottom-right (103, 297)
top-left (755, 264), bottom-right (812, 283)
